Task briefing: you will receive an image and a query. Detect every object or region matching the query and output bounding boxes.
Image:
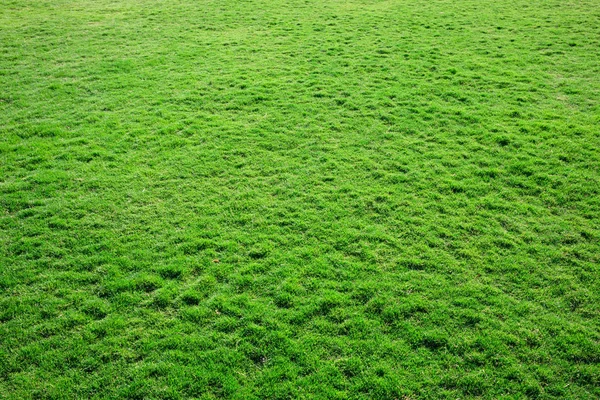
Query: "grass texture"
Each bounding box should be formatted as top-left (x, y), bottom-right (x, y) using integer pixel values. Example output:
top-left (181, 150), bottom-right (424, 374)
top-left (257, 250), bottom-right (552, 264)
top-left (1, 0), bottom-right (599, 398)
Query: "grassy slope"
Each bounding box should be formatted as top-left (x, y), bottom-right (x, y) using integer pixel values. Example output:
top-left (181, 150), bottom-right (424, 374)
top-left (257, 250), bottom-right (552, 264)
top-left (1, 0), bottom-right (599, 398)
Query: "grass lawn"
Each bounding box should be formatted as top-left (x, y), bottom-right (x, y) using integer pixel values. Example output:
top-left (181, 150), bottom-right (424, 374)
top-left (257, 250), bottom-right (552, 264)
top-left (1, 0), bottom-right (599, 398)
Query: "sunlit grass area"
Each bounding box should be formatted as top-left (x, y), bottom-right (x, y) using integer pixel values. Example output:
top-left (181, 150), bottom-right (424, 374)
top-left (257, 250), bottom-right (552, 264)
top-left (1, 0), bottom-right (599, 397)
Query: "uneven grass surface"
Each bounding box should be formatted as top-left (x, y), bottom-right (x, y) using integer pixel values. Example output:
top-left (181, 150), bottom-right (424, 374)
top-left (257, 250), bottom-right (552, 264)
top-left (1, 0), bottom-right (600, 398)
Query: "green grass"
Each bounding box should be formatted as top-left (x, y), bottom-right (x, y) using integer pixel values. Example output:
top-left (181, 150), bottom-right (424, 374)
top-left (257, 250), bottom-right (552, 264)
top-left (1, 0), bottom-right (599, 398)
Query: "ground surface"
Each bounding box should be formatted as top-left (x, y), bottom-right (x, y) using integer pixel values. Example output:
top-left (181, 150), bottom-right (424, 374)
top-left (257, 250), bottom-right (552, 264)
top-left (1, 0), bottom-right (599, 398)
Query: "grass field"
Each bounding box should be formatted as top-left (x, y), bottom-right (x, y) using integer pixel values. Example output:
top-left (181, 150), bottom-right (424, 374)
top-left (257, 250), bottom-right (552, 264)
top-left (1, 0), bottom-right (599, 398)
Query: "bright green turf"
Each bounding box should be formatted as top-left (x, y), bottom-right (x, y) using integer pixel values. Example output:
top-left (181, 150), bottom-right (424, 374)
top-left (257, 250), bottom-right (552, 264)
top-left (1, 0), bottom-right (599, 398)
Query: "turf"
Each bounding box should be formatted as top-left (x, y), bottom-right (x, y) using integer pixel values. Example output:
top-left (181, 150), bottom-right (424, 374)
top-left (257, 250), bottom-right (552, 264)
top-left (1, 0), bottom-right (599, 398)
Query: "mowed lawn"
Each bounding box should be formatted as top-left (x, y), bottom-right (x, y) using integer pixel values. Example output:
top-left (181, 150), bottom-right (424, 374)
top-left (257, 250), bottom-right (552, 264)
top-left (1, 0), bottom-right (599, 398)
